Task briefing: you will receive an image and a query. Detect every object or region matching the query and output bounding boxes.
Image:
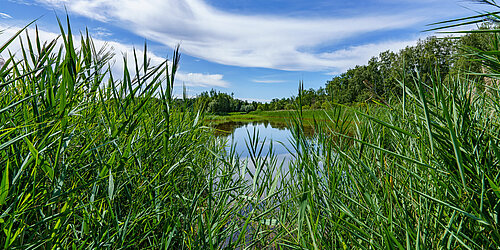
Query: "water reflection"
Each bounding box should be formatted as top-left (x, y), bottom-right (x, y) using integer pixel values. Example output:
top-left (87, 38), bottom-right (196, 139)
top-left (218, 122), bottom-right (292, 158)
top-left (212, 121), bottom-right (320, 246)
top-left (213, 120), bottom-right (314, 137)
top-left (211, 120), bottom-right (323, 183)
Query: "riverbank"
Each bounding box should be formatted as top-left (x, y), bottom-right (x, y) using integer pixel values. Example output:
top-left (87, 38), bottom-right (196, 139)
top-left (205, 108), bottom-right (355, 126)
top-left (204, 105), bottom-right (386, 136)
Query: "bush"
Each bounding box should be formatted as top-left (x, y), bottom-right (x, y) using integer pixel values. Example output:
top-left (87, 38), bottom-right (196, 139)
top-left (241, 104), bottom-right (255, 113)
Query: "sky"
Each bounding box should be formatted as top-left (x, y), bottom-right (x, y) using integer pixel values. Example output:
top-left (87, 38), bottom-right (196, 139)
top-left (0, 0), bottom-right (488, 101)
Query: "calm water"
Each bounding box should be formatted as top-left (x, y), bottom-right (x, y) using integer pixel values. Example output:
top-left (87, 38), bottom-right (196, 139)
top-left (216, 121), bottom-right (293, 158)
top-left (213, 120), bottom-right (321, 183)
top-left (214, 120), bottom-right (316, 156)
top-left (214, 121), bottom-right (323, 246)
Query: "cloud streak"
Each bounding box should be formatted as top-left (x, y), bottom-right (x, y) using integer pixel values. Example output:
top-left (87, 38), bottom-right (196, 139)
top-left (0, 24), bottom-right (229, 88)
top-left (35, 0), bottom-right (425, 72)
top-left (319, 39), bottom-right (420, 74)
top-left (0, 13), bottom-right (13, 19)
top-left (177, 72), bottom-right (229, 87)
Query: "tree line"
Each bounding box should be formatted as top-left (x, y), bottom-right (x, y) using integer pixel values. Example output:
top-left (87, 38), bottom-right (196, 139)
top-left (182, 30), bottom-right (489, 114)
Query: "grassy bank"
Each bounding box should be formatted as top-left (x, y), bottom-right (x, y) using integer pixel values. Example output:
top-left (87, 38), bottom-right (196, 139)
top-left (205, 108), bottom-right (365, 126)
top-left (1, 15), bottom-right (499, 249)
top-left (205, 106), bottom-right (386, 139)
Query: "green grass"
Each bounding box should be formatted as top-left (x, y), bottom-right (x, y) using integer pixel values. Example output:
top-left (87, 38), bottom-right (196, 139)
top-left (205, 108), bottom-right (363, 127)
top-left (0, 18), bottom-right (226, 248)
top-left (1, 11), bottom-right (500, 249)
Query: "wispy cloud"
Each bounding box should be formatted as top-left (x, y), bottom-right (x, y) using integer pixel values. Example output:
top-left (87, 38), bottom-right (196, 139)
top-left (177, 72), bottom-right (229, 87)
top-left (7, 0), bottom-right (36, 6)
top-left (320, 39), bottom-right (420, 74)
top-left (35, 0), bottom-right (426, 72)
top-left (0, 13), bottom-right (13, 19)
top-left (252, 79), bottom-right (286, 84)
top-left (92, 27), bottom-right (113, 38)
top-left (0, 24), bottom-right (229, 88)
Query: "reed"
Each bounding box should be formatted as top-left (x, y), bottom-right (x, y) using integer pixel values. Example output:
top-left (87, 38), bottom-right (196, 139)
top-left (1, 5), bottom-right (500, 248)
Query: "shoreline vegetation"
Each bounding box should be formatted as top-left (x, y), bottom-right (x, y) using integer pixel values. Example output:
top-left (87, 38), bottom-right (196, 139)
top-left (205, 109), bottom-right (356, 126)
top-left (205, 109), bottom-right (364, 137)
top-left (1, 3), bottom-right (500, 249)
top-left (180, 27), bottom-right (481, 115)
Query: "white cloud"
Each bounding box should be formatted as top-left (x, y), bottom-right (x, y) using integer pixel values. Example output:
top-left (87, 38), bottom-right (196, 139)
top-left (0, 13), bottom-right (13, 19)
top-left (320, 39), bottom-right (420, 74)
top-left (92, 27), bottom-right (113, 38)
top-left (176, 72), bottom-right (229, 87)
top-left (7, 0), bottom-right (36, 5)
top-left (35, 0), bottom-right (425, 72)
top-left (0, 24), bottom-right (229, 88)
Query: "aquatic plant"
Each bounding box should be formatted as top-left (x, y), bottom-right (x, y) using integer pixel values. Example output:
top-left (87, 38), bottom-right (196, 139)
top-left (1, 2), bottom-right (500, 247)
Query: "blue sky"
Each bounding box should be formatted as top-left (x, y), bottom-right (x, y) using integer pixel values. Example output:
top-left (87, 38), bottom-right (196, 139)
top-left (0, 0), bottom-right (485, 101)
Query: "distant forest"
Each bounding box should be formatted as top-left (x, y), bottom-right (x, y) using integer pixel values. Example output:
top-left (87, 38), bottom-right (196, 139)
top-left (181, 29), bottom-right (489, 114)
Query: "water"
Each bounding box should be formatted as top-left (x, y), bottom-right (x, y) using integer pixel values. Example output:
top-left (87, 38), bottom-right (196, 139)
top-left (214, 121), bottom-right (294, 247)
top-left (214, 119), bottom-right (316, 152)
top-left (216, 121), bottom-right (293, 158)
top-left (213, 121), bottom-right (298, 182)
top-left (213, 121), bottom-right (327, 247)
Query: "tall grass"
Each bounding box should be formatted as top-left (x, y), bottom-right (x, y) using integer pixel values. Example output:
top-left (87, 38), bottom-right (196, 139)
top-left (1, 6), bottom-right (500, 249)
top-left (0, 17), bottom-right (234, 248)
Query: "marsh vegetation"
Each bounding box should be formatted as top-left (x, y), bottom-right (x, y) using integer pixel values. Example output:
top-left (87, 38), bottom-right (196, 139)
top-left (1, 5), bottom-right (500, 249)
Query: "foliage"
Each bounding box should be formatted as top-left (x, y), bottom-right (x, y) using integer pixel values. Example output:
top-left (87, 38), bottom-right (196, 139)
top-left (2, 2), bottom-right (500, 247)
top-left (326, 36), bottom-right (459, 104)
top-left (194, 89), bottom-right (253, 114)
top-left (190, 34), bottom-right (487, 112)
top-left (0, 18), bottom-right (228, 248)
